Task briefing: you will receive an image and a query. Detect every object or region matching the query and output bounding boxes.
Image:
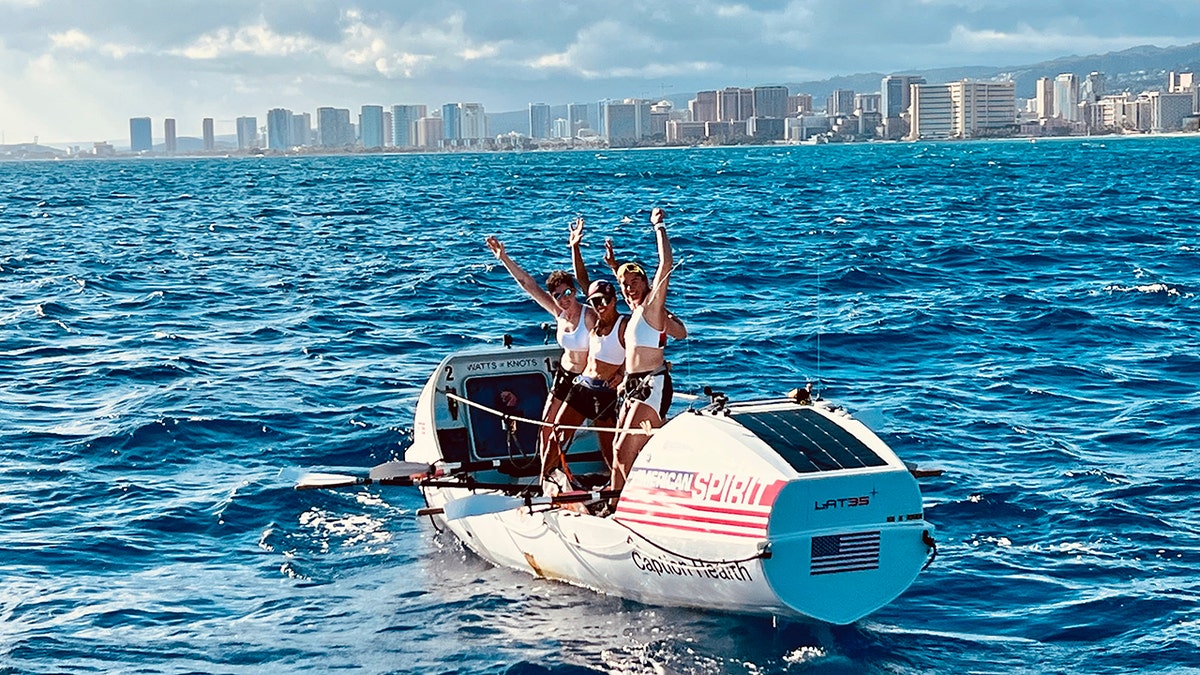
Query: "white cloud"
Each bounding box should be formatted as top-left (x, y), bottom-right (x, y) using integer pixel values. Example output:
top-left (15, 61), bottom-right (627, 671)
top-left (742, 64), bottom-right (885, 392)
top-left (48, 28), bottom-right (140, 59)
top-left (48, 28), bottom-right (91, 50)
top-left (308, 10), bottom-right (510, 78)
top-left (715, 3), bottom-right (753, 18)
top-left (526, 20), bottom-right (670, 79)
top-left (173, 23), bottom-right (320, 60)
top-left (1, 1), bottom-right (1199, 143)
top-left (945, 23), bottom-right (1186, 58)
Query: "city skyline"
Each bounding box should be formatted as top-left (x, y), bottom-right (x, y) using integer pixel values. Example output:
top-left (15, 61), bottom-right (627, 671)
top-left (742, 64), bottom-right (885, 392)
top-left (96, 65), bottom-right (1193, 158)
top-left (3, 1), bottom-right (1200, 144)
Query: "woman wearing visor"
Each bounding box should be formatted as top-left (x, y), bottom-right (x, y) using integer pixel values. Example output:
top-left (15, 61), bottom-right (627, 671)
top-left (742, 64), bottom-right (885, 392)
top-left (552, 279), bottom-right (628, 482)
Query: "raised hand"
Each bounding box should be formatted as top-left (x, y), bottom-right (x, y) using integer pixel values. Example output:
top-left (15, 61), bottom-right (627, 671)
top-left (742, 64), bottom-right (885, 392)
top-left (568, 217), bottom-right (584, 247)
top-left (604, 237), bottom-right (618, 272)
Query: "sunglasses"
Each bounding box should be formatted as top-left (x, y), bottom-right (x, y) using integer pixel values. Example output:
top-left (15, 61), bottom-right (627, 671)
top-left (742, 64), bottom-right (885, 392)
top-left (617, 262), bottom-right (645, 278)
top-left (587, 295), bottom-right (614, 308)
top-left (552, 287), bottom-right (575, 300)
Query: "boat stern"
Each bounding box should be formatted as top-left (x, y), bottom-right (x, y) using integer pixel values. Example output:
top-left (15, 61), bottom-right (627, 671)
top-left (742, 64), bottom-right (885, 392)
top-left (761, 470), bottom-right (934, 624)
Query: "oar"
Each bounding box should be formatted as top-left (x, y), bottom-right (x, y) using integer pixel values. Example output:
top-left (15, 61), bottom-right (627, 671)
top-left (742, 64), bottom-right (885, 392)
top-left (296, 458), bottom-right (516, 490)
top-left (294, 472), bottom-right (415, 490)
top-left (370, 458), bottom-right (523, 480)
top-left (294, 472), bottom-right (374, 490)
top-left (443, 489), bottom-right (621, 521)
top-left (368, 460), bottom-right (437, 480)
top-left (296, 473), bottom-right (540, 493)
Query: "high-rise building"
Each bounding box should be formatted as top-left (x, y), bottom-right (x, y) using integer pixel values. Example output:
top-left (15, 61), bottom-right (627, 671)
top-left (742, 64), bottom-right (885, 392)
top-left (666, 120), bottom-right (707, 144)
top-left (826, 89), bottom-right (856, 116)
top-left (292, 113), bottom-right (311, 147)
top-left (1125, 96), bottom-right (1153, 132)
top-left (459, 103), bottom-right (487, 142)
top-left (689, 90), bottom-right (718, 122)
top-left (1080, 72), bottom-right (1106, 104)
top-left (752, 86), bottom-right (789, 118)
top-left (1168, 71), bottom-right (1195, 93)
top-left (881, 75), bottom-right (924, 119)
top-left (648, 100), bottom-right (673, 138)
top-left (236, 116), bottom-right (258, 150)
top-left (747, 116), bottom-right (785, 140)
top-left (1148, 91), bottom-right (1195, 132)
top-left (202, 118), bottom-right (215, 152)
top-left (717, 87), bottom-right (753, 121)
top-left (604, 102), bottom-right (639, 146)
top-left (909, 85), bottom-right (954, 139)
top-left (164, 118), bottom-right (176, 154)
top-left (129, 117), bottom-right (152, 153)
top-left (567, 103), bottom-right (590, 135)
top-left (788, 94), bottom-right (814, 115)
top-left (602, 99), bottom-right (651, 147)
top-left (529, 103), bottom-right (551, 139)
top-left (383, 111), bottom-right (393, 146)
top-left (266, 108), bottom-right (293, 150)
top-left (441, 103), bottom-right (461, 144)
top-left (361, 105), bottom-right (385, 148)
top-left (956, 81), bottom-right (1016, 135)
top-left (316, 107), bottom-right (353, 147)
top-left (854, 93), bottom-right (881, 114)
top-left (1094, 93), bottom-right (1133, 130)
top-left (415, 116), bottom-right (444, 149)
top-left (1053, 73), bottom-right (1080, 122)
top-left (909, 80), bottom-right (1015, 140)
top-left (1035, 77), bottom-right (1055, 119)
top-left (391, 105), bottom-right (426, 148)
top-left (594, 101), bottom-right (609, 138)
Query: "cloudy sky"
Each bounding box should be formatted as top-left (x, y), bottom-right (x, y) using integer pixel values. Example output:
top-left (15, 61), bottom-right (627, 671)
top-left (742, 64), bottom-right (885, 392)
top-left (2, 0), bottom-right (1198, 144)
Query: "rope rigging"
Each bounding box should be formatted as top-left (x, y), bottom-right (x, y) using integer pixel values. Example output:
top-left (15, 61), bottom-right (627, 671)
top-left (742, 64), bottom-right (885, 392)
top-left (440, 388), bottom-right (661, 436)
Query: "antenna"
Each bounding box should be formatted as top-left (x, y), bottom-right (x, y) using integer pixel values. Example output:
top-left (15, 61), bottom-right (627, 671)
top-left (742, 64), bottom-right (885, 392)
top-left (815, 226), bottom-right (822, 398)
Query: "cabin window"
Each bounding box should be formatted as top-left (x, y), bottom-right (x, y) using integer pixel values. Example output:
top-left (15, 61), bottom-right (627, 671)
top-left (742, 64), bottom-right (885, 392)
top-left (463, 373), bottom-right (547, 459)
top-left (734, 408), bottom-right (888, 473)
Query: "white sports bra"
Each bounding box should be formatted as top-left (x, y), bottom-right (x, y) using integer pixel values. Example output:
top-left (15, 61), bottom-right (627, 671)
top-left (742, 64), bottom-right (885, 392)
top-left (589, 316), bottom-right (627, 365)
top-left (556, 311), bottom-right (589, 353)
top-left (626, 306), bottom-right (665, 350)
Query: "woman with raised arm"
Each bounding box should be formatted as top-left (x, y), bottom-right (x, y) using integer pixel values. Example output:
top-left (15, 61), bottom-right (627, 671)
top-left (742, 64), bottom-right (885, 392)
top-left (485, 218), bottom-right (594, 480)
top-left (610, 207), bottom-right (687, 492)
top-left (550, 278), bottom-right (627, 488)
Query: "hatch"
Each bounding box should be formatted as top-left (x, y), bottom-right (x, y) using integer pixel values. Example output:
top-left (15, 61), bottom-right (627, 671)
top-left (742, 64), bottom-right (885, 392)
top-left (462, 372), bottom-right (547, 459)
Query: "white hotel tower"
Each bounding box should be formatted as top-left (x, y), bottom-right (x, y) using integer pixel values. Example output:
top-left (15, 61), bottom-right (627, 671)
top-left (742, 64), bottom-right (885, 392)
top-left (908, 80), bottom-right (1016, 140)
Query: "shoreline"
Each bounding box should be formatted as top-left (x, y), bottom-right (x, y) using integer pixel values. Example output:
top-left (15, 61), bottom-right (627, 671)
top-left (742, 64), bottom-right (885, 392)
top-left (3, 130), bottom-right (1198, 163)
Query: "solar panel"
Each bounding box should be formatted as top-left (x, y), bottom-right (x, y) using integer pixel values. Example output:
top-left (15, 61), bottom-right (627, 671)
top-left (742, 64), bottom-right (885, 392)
top-left (733, 407), bottom-right (887, 473)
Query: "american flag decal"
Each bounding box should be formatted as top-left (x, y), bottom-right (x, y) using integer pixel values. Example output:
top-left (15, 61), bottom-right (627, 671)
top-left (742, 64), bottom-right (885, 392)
top-left (810, 531), bottom-right (880, 575)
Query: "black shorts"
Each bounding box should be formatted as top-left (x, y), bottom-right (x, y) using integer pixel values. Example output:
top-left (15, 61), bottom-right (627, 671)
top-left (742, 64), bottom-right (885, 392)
top-left (563, 376), bottom-right (618, 425)
top-left (550, 364), bottom-right (578, 401)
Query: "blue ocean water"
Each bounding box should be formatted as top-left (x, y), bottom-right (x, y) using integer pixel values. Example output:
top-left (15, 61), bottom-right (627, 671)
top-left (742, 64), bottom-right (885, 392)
top-left (1, 138), bottom-right (1198, 674)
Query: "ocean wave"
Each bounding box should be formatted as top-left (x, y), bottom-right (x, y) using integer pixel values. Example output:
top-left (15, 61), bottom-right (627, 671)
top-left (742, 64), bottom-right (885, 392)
top-left (2, 141), bottom-right (1200, 673)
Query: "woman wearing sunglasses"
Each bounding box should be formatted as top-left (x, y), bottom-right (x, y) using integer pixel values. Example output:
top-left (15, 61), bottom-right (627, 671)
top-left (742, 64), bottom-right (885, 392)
top-left (485, 218), bottom-right (594, 481)
top-left (608, 207), bottom-right (687, 492)
top-left (552, 278), bottom-right (628, 482)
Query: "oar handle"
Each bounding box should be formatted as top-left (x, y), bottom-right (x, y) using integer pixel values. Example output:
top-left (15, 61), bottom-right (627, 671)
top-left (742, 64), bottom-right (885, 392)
top-left (542, 489), bottom-right (622, 505)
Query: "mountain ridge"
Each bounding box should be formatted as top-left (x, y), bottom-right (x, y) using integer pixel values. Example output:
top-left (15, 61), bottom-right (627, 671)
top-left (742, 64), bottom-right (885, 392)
top-left (486, 42), bottom-right (1200, 134)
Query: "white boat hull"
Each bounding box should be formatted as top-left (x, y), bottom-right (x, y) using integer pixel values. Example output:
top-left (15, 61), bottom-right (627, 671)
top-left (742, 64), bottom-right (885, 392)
top-left (408, 345), bottom-right (935, 623)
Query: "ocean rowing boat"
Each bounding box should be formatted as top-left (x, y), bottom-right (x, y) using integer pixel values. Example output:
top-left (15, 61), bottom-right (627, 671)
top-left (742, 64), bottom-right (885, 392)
top-left (379, 343), bottom-right (937, 624)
